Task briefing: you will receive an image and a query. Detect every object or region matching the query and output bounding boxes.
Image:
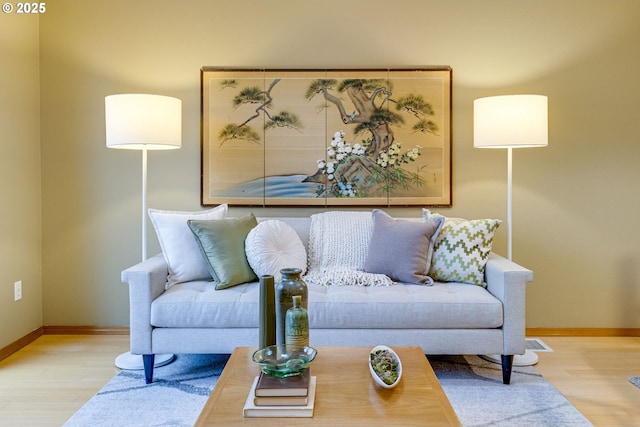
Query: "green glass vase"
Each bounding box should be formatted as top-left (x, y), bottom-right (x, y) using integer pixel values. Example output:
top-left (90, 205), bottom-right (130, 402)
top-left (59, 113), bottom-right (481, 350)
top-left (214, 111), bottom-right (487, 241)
top-left (258, 275), bottom-right (276, 349)
top-left (275, 268), bottom-right (308, 346)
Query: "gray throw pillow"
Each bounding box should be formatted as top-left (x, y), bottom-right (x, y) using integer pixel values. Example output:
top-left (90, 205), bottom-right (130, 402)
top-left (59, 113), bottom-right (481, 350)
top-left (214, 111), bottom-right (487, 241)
top-left (187, 214), bottom-right (258, 289)
top-left (364, 209), bottom-right (444, 285)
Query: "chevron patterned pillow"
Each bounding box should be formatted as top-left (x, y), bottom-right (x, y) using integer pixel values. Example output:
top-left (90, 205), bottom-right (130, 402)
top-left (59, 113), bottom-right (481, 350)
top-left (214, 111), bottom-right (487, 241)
top-left (422, 209), bottom-right (501, 286)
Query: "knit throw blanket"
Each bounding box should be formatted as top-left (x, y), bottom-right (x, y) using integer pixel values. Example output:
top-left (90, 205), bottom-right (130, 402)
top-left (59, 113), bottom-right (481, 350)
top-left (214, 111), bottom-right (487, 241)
top-left (304, 211), bottom-right (393, 287)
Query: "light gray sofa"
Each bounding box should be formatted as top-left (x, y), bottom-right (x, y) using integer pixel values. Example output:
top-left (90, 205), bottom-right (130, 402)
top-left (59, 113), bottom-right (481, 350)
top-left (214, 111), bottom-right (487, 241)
top-left (121, 216), bottom-right (533, 385)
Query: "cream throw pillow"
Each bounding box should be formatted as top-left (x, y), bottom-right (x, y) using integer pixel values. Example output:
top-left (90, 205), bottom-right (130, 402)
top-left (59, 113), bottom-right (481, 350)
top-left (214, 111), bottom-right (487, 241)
top-left (148, 204), bottom-right (227, 288)
top-left (245, 220), bottom-right (307, 283)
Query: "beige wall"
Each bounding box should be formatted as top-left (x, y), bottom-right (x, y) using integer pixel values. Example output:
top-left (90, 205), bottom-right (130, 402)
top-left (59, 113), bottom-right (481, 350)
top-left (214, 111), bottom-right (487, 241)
top-left (2, 0), bottom-right (637, 343)
top-left (0, 14), bottom-right (42, 348)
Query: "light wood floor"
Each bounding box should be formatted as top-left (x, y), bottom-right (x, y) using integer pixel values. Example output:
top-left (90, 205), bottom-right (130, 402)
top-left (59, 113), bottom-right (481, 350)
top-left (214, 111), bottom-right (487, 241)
top-left (534, 336), bottom-right (640, 427)
top-left (0, 335), bottom-right (639, 426)
top-left (0, 335), bottom-right (129, 427)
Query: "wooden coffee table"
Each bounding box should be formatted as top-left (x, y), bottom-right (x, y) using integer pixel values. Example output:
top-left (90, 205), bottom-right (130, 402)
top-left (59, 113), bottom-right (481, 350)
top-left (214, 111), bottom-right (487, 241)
top-left (195, 346), bottom-right (461, 426)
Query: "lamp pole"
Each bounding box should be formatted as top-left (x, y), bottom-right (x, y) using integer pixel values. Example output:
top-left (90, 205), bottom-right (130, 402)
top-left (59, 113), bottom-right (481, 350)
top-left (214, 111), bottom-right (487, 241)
top-left (141, 145), bottom-right (148, 261)
top-left (507, 147), bottom-right (513, 261)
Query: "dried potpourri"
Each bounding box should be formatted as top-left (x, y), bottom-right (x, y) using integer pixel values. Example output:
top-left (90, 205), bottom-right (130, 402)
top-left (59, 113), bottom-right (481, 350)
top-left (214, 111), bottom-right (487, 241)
top-left (370, 348), bottom-right (399, 385)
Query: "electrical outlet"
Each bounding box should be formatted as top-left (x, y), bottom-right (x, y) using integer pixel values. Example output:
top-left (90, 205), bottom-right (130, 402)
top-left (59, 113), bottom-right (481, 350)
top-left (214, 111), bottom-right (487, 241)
top-left (14, 281), bottom-right (22, 301)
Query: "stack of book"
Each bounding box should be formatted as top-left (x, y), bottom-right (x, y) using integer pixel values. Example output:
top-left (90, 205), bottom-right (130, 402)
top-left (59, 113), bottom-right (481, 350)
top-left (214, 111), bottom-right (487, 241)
top-left (242, 369), bottom-right (316, 417)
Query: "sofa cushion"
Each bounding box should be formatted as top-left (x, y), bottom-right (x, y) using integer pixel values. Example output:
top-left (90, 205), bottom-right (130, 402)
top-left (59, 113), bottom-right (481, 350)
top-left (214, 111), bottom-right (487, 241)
top-left (364, 210), bottom-right (444, 285)
top-left (187, 214), bottom-right (258, 289)
top-left (245, 220), bottom-right (307, 283)
top-left (422, 209), bottom-right (501, 286)
top-left (307, 282), bottom-right (503, 329)
top-left (148, 204), bottom-right (227, 288)
top-left (150, 280), bottom-right (503, 329)
top-left (151, 280), bottom-right (258, 328)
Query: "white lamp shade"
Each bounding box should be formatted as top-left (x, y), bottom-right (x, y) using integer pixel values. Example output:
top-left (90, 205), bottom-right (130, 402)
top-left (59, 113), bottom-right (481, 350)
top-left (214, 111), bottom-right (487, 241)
top-left (105, 94), bottom-right (182, 150)
top-left (474, 94), bottom-right (548, 148)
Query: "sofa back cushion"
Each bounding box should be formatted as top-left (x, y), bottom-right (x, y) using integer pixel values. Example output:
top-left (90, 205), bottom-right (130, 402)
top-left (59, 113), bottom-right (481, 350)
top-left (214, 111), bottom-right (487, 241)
top-left (260, 218), bottom-right (312, 253)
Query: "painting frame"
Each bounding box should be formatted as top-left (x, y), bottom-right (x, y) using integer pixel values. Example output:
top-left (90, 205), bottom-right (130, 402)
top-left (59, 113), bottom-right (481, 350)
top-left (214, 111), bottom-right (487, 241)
top-left (201, 68), bottom-right (452, 207)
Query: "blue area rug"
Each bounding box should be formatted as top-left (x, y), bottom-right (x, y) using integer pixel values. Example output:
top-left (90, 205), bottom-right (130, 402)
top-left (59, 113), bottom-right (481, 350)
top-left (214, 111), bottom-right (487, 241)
top-left (430, 355), bottom-right (593, 427)
top-left (630, 376), bottom-right (640, 389)
top-left (64, 353), bottom-right (593, 427)
top-left (63, 354), bottom-right (229, 427)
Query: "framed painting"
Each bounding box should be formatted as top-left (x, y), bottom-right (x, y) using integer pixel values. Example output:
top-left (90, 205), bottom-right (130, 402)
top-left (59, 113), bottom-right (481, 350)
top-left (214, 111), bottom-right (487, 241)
top-left (201, 68), bottom-right (452, 207)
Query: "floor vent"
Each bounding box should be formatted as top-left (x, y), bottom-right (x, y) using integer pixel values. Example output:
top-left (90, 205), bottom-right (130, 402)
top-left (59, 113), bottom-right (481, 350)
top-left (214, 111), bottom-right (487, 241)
top-left (526, 338), bottom-right (553, 352)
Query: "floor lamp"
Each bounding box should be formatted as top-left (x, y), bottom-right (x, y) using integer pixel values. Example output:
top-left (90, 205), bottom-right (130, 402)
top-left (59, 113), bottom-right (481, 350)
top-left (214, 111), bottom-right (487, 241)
top-left (105, 94), bottom-right (182, 370)
top-left (473, 94), bottom-right (548, 366)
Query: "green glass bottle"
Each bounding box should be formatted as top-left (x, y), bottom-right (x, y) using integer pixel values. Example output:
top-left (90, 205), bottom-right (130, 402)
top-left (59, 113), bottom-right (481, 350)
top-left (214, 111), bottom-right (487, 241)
top-left (285, 295), bottom-right (309, 348)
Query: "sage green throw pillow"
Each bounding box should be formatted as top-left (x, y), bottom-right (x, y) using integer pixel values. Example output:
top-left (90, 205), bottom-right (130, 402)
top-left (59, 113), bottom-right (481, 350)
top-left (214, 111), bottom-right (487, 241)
top-left (422, 209), bottom-right (501, 286)
top-left (187, 214), bottom-right (258, 289)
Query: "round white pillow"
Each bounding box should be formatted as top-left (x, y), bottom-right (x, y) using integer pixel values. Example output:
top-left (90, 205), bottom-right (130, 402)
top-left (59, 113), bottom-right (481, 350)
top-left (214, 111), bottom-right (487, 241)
top-left (245, 220), bottom-right (307, 283)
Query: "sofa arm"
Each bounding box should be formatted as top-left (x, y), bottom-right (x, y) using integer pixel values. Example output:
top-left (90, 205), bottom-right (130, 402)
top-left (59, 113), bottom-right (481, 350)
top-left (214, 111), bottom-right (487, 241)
top-left (484, 252), bottom-right (534, 355)
top-left (121, 254), bottom-right (168, 354)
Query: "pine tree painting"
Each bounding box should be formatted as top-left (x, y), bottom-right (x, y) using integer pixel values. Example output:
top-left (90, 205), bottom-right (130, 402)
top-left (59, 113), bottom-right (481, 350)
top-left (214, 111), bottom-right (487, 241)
top-left (201, 69), bottom-right (451, 207)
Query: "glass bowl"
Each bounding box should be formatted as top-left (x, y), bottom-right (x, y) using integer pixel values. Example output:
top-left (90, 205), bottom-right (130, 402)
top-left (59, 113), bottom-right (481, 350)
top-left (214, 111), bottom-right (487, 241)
top-left (252, 345), bottom-right (317, 378)
top-left (369, 345), bottom-right (402, 388)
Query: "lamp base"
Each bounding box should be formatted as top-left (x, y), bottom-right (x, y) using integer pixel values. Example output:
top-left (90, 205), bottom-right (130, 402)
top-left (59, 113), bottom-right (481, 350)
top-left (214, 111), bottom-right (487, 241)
top-left (115, 351), bottom-right (175, 370)
top-left (480, 349), bottom-right (539, 366)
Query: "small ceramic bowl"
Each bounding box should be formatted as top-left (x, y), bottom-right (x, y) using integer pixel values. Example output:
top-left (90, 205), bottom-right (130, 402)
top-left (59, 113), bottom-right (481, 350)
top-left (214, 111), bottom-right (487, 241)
top-left (252, 345), bottom-right (317, 378)
top-left (369, 345), bottom-right (402, 388)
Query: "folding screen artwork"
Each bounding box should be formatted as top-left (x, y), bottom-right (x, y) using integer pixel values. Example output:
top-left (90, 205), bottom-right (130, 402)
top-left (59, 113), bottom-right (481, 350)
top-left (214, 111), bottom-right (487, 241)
top-left (201, 68), bottom-right (452, 207)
